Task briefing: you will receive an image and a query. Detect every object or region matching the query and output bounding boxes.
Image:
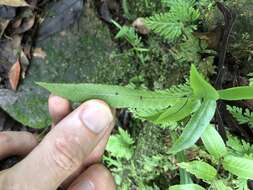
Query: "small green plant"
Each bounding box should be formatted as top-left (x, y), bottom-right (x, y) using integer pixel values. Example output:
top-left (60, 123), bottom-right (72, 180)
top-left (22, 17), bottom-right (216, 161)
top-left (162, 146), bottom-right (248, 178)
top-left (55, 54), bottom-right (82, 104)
top-left (104, 127), bottom-right (172, 189)
top-left (38, 64), bottom-right (253, 154)
top-left (38, 64), bottom-right (253, 189)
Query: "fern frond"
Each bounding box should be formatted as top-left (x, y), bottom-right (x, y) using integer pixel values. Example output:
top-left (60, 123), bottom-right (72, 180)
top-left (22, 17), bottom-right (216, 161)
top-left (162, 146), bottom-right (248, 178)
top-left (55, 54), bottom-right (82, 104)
top-left (227, 134), bottom-right (253, 158)
top-left (112, 20), bottom-right (143, 49)
top-left (115, 25), bottom-right (143, 48)
top-left (170, 35), bottom-right (202, 63)
top-left (145, 13), bottom-right (183, 40)
top-left (227, 105), bottom-right (253, 128)
top-left (145, 0), bottom-right (200, 40)
top-left (106, 128), bottom-right (134, 160)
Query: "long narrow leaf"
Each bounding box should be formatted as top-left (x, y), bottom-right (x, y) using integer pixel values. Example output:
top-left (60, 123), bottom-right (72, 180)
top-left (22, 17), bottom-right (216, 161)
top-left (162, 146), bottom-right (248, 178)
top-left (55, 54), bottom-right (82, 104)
top-left (201, 125), bottom-right (227, 160)
top-left (169, 100), bottom-right (216, 154)
top-left (218, 86), bottom-right (253, 100)
top-left (155, 99), bottom-right (201, 123)
top-left (38, 82), bottom-right (184, 109)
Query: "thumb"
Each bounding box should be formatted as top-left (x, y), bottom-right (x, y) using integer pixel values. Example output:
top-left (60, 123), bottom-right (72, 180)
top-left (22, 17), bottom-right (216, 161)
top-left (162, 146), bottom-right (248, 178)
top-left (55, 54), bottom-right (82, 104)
top-left (3, 100), bottom-right (114, 190)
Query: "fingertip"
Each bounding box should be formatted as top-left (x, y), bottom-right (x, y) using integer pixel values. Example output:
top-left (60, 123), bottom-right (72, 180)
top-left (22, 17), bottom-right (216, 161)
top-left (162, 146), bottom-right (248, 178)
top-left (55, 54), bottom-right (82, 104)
top-left (68, 164), bottom-right (116, 190)
top-left (48, 94), bottom-right (72, 126)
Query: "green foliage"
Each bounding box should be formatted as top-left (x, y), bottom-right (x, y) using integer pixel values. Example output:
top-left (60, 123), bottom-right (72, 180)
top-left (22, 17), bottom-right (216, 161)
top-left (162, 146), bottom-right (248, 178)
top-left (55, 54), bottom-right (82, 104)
top-left (145, 0), bottom-right (200, 41)
top-left (39, 64), bottom-right (253, 156)
top-left (37, 82), bottom-right (183, 109)
top-left (234, 178), bottom-right (249, 190)
top-left (170, 36), bottom-right (207, 63)
top-left (227, 105), bottom-right (253, 128)
top-left (106, 128), bottom-right (135, 160)
top-left (169, 184), bottom-right (205, 190)
top-left (112, 20), bottom-right (145, 51)
top-left (227, 135), bottom-right (253, 157)
top-left (218, 86), bottom-right (253, 100)
top-left (222, 155), bottom-right (253, 180)
top-left (212, 180), bottom-right (232, 190)
top-left (169, 99), bottom-right (216, 154)
top-left (154, 99), bottom-right (201, 124)
top-left (190, 64), bottom-right (219, 100)
top-left (178, 160), bottom-right (217, 182)
top-left (201, 125), bottom-right (227, 160)
top-left (39, 64), bottom-right (253, 189)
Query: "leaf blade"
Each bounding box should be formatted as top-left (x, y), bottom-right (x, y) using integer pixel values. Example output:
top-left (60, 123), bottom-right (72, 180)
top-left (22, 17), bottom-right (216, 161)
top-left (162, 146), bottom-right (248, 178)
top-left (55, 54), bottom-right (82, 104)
top-left (218, 86), bottom-right (253, 100)
top-left (155, 99), bottom-right (201, 123)
top-left (222, 155), bottom-right (253, 180)
top-left (169, 100), bottom-right (216, 154)
top-left (190, 64), bottom-right (219, 100)
top-left (38, 82), bottom-right (184, 109)
top-left (178, 161), bottom-right (217, 182)
top-left (201, 125), bottom-right (227, 160)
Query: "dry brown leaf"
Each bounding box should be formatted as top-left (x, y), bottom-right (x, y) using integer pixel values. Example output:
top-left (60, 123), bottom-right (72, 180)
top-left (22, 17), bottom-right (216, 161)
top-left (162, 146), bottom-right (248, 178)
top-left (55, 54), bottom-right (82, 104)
top-left (0, 0), bottom-right (29, 7)
top-left (32, 48), bottom-right (47, 59)
top-left (8, 59), bottom-right (21, 91)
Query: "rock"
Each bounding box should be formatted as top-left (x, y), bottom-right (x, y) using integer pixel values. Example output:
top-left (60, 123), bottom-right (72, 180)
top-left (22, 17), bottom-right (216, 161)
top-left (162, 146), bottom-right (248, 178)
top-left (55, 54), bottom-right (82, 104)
top-left (37, 0), bottom-right (84, 41)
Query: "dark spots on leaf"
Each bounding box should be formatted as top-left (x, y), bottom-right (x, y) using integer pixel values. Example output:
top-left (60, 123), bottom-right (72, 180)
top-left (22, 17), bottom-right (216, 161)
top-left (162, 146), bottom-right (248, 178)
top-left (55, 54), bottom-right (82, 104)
top-left (140, 96), bottom-right (143, 100)
top-left (115, 92), bottom-right (119, 95)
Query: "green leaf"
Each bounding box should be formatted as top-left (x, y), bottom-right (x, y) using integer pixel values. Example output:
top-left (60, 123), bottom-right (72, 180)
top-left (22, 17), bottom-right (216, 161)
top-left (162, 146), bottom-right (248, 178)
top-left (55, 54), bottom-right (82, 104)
top-left (169, 100), bottom-right (216, 154)
top-left (190, 64), bottom-right (219, 100)
top-left (227, 105), bottom-right (253, 127)
top-left (218, 86), bottom-right (253, 100)
top-left (201, 125), bottom-right (227, 160)
top-left (106, 128), bottom-right (134, 160)
top-left (178, 161), bottom-right (217, 182)
top-left (212, 180), bottom-right (232, 190)
top-left (145, 0), bottom-right (199, 41)
top-left (169, 184), bottom-right (205, 190)
top-left (155, 99), bottom-right (201, 124)
top-left (222, 155), bottom-right (253, 180)
top-left (37, 83), bottom-right (183, 109)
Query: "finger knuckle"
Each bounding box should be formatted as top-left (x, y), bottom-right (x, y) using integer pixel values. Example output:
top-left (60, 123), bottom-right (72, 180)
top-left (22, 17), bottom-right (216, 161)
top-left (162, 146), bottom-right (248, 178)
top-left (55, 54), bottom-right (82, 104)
top-left (51, 136), bottom-right (83, 171)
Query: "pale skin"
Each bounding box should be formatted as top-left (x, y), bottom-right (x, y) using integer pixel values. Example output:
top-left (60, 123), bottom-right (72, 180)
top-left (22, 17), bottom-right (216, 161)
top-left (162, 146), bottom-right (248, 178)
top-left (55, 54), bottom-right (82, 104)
top-left (0, 95), bottom-right (116, 190)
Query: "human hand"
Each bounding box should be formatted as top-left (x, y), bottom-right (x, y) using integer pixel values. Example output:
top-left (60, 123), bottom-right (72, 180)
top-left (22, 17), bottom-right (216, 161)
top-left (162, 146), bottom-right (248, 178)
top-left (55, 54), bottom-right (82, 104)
top-left (0, 95), bottom-right (116, 190)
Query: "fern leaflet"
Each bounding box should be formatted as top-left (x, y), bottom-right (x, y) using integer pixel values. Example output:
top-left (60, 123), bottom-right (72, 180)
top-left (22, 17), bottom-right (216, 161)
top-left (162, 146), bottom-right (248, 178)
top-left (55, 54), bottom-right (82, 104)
top-left (227, 105), bottom-right (253, 128)
top-left (145, 0), bottom-right (200, 40)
